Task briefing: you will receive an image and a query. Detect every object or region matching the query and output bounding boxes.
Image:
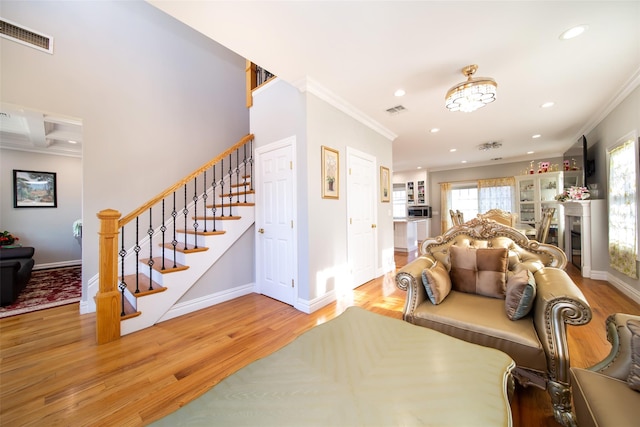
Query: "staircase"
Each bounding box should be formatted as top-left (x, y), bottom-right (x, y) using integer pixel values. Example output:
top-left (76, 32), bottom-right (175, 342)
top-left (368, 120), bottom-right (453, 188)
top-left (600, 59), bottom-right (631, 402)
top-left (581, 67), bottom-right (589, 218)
top-left (94, 135), bottom-right (255, 343)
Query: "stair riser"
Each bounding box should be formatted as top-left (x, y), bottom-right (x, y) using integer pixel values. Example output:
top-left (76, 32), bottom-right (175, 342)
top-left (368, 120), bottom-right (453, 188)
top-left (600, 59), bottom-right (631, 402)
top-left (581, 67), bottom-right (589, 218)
top-left (121, 210), bottom-right (255, 335)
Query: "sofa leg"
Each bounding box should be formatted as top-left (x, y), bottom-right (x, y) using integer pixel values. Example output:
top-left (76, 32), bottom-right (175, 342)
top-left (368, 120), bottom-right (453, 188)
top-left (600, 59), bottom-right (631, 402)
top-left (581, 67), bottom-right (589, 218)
top-left (547, 380), bottom-right (577, 427)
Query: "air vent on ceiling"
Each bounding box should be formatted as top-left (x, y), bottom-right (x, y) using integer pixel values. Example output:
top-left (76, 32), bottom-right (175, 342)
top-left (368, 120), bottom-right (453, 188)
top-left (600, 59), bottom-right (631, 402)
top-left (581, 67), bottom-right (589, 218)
top-left (478, 141), bottom-right (502, 151)
top-left (385, 105), bottom-right (407, 115)
top-left (0, 17), bottom-right (53, 54)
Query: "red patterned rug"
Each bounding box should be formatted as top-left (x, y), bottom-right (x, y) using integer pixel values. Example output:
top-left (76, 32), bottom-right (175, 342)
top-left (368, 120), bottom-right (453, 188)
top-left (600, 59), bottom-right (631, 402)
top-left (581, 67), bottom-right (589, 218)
top-left (0, 266), bottom-right (81, 318)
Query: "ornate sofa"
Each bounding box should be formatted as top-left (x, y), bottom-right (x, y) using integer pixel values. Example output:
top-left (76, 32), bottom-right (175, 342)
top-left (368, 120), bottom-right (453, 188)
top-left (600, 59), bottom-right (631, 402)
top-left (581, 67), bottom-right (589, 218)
top-left (570, 313), bottom-right (640, 427)
top-left (395, 218), bottom-right (592, 427)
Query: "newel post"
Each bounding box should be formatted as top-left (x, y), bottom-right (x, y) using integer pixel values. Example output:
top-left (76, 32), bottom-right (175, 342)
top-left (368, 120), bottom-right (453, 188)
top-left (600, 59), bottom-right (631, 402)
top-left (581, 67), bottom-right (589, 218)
top-left (96, 209), bottom-right (122, 344)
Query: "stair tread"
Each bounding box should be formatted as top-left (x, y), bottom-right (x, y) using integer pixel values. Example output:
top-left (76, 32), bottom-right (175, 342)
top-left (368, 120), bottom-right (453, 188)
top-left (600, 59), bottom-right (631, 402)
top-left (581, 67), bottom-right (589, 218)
top-left (191, 216), bottom-right (241, 221)
top-left (120, 296), bottom-right (141, 320)
top-left (206, 202), bottom-right (255, 208)
top-left (176, 229), bottom-right (227, 235)
top-left (220, 190), bottom-right (255, 197)
top-left (139, 257), bottom-right (189, 274)
top-left (160, 243), bottom-right (209, 253)
top-left (121, 274), bottom-right (166, 296)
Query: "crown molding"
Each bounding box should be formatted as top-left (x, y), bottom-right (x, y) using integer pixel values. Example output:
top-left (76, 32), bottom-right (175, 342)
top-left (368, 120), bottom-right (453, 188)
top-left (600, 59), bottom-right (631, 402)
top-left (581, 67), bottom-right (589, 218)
top-left (292, 76), bottom-right (397, 142)
top-left (576, 66), bottom-right (640, 142)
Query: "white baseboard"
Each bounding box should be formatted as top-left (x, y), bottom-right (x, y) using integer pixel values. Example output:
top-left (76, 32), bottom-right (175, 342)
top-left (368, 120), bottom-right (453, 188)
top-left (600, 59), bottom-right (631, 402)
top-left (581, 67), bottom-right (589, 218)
top-left (589, 270), bottom-right (608, 281)
top-left (34, 260), bottom-right (82, 270)
top-left (158, 282), bottom-right (255, 323)
top-left (295, 290), bottom-right (336, 314)
top-left (606, 273), bottom-right (640, 305)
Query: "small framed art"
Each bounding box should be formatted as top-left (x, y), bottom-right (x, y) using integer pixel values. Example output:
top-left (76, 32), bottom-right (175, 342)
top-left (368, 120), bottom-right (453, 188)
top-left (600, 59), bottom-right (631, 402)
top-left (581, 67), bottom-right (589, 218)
top-left (13, 169), bottom-right (58, 208)
top-left (380, 166), bottom-right (390, 202)
top-left (321, 146), bottom-right (339, 199)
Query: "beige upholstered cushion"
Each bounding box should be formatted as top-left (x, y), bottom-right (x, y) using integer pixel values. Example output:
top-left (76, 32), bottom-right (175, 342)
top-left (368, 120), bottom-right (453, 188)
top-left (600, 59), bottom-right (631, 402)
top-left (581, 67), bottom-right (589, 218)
top-left (421, 262), bottom-right (452, 305)
top-left (505, 267), bottom-right (536, 320)
top-left (627, 319), bottom-right (640, 391)
top-left (449, 246), bottom-right (508, 299)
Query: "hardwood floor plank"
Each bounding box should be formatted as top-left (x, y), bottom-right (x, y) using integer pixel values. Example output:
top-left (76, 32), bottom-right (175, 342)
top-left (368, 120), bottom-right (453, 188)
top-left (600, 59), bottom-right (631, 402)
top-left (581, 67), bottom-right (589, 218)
top-left (1, 255), bottom-right (638, 426)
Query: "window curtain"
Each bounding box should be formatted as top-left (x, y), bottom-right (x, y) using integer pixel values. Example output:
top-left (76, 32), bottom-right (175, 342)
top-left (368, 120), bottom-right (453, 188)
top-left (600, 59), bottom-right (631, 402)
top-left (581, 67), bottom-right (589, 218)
top-left (440, 182), bottom-right (452, 233)
top-left (478, 177), bottom-right (516, 214)
top-left (608, 139), bottom-right (638, 279)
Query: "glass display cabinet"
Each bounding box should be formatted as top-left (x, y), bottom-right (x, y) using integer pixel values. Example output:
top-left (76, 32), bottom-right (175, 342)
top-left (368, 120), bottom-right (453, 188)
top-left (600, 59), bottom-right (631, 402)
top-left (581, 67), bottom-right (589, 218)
top-left (516, 172), bottom-right (564, 247)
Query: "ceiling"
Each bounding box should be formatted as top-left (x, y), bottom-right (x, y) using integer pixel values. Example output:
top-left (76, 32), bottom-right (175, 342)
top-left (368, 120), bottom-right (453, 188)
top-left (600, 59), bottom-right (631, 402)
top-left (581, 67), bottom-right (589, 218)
top-left (0, 103), bottom-right (83, 157)
top-left (149, 0), bottom-right (640, 172)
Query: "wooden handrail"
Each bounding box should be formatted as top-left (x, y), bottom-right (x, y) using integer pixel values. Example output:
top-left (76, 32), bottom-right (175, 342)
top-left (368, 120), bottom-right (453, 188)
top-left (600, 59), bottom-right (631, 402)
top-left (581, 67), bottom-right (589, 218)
top-left (119, 134), bottom-right (254, 227)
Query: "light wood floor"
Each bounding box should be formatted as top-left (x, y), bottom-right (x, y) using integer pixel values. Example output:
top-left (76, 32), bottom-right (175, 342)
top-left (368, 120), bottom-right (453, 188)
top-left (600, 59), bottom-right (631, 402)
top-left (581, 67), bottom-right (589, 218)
top-left (1, 253), bottom-right (639, 426)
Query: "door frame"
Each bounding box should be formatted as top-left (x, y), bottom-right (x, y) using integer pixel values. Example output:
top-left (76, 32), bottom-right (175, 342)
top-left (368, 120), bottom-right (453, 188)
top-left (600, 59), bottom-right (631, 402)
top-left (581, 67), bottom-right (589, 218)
top-left (254, 136), bottom-right (298, 305)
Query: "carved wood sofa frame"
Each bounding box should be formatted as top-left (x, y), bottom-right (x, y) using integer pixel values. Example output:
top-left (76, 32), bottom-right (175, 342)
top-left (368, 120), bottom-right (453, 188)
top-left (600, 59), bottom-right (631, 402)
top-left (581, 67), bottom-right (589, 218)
top-left (395, 218), bottom-right (592, 427)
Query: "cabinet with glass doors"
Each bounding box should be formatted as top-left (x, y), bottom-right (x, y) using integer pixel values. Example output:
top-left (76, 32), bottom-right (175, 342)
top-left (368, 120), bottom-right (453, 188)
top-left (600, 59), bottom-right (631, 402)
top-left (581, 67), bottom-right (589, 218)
top-left (515, 172), bottom-right (564, 247)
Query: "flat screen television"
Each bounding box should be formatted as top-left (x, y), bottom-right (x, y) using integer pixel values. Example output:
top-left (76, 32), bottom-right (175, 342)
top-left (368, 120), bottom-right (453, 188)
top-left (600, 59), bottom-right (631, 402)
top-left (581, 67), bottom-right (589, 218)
top-left (562, 135), bottom-right (587, 188)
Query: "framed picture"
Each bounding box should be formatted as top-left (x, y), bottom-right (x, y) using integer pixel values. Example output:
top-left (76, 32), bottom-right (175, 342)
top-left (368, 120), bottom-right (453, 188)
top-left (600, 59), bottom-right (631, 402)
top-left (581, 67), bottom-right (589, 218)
top-left (321, 146), bottom-right (339, 199)
top-left (13, 169), bottom-right (58, 208)
top-left (380, 166), bottom-right (390, 202)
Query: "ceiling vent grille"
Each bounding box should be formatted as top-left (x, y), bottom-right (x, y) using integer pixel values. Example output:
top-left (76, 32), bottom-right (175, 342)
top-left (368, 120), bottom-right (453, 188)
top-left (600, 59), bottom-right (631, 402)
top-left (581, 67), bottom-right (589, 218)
top-left (385, 105), bottom-right (407, 115)
top-left (0, 17), bottom-right (53, 54)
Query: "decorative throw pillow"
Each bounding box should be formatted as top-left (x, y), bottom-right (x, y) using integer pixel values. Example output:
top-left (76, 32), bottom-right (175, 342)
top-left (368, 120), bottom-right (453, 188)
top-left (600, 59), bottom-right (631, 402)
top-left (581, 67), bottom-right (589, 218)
top-left (504, 267), bottom-right (537, 320)
top-left (421, 262), bottom-right (452, 305)
top-left (627, 319), bottom-right (640, 392)
top-left (449, 245), bottom-right (508, 299)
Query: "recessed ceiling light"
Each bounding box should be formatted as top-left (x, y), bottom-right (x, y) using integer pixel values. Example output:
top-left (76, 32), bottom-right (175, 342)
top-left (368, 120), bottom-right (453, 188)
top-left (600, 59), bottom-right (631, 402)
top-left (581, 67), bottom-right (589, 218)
top-left (394, 89), bottom-right (406, 97)
top-left (430, 128), bottom-right (440, 133)
top-left (541, 101), bottom-right (555, 108)
top-left (532, 134), bottom-right (541, 139)
top-left (461, 160), bottom-right (467, 164)
top-left (416, 166), bottom-right (422, 169)
top-left (449, 148), bottom-right (457, 152)
top-left (560, 25), bottom-right (588, 40)
top-left (68, 140), bottom-right (78, 144)
top-left (527, 151), bottom-right (535, 155)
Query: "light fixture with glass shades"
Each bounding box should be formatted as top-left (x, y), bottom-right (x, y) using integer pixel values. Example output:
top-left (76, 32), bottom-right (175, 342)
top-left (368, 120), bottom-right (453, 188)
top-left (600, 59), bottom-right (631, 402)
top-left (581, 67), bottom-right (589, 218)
top-left (445, 64), bottom-right (497, 113)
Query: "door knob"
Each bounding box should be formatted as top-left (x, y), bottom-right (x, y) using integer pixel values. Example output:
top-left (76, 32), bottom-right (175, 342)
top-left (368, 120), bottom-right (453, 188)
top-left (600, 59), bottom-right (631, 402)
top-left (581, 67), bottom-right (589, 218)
top-left (258, 228), bottom-right (265, 234)
top-left (371, 224), bottom-right (377, 229)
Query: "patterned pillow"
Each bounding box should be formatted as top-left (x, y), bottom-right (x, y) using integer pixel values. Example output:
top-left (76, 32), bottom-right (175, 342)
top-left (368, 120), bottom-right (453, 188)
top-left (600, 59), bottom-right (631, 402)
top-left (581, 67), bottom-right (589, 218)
top-left (627, 319), bottom-right (640, 392)
top-left (504, 267), bottom-right (537, 320)
top-left (449, 245), bottom-right (508, 299)
top-left (421, 262), bottom-right (452, 305)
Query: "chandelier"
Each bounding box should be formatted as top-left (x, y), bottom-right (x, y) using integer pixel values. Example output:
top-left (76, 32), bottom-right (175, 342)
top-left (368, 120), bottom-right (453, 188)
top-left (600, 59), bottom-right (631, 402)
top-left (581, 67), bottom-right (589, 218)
top-left (445, 64), bottom-right (497, 112)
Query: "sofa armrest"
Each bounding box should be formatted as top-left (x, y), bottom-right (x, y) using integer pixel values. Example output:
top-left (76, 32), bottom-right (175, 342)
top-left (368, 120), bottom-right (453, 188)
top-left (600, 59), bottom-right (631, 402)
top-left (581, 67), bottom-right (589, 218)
top-left (532, 267), bottom-right (592, 385)
top-left (395, 257), bottom-right (434, 321)
top-left (589, 313), bottom-right (640, 381)
top-left (0, 246), bottom-right (35, 260)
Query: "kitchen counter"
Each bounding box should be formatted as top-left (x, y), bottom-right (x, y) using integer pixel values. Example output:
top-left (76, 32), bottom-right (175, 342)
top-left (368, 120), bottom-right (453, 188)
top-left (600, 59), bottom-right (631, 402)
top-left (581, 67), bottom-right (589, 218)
top-left (394, 218), bottom-right (430, 252)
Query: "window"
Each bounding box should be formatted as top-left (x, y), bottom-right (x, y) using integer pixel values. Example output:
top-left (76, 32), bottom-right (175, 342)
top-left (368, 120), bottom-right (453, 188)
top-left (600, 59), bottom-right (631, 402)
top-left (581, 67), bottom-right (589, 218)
top-left (608, 134), bottom-right (638, 279)
top-left (392, 183), bottom-right (407, 218)
top-left (451, 185), bottom-right (478, 223)
top-left (478, 177), bottom-right (515, 213)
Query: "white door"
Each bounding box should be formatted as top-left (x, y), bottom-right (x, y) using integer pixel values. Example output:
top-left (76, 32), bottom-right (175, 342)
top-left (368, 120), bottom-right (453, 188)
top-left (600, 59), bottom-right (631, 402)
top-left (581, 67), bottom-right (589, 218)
top-left (347, 148), bottom-right (377, 288)
top-left (255, 137), bottom-right (296, 305)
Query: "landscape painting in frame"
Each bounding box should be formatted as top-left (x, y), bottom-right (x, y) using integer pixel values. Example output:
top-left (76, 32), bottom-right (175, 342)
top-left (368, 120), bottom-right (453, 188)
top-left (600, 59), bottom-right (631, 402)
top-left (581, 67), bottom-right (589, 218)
top-left (13, 170), bottom-right (58, 208)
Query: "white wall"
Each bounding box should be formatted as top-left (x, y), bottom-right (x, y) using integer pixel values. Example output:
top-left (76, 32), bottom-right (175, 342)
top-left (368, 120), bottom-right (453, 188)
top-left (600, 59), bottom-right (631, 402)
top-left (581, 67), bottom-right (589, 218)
top-left (0, 149), bottom-right (82, 268)
top-left (251, 79), bottom-right (394, 306)
top-left (1, 1), bottom-right (249, 303)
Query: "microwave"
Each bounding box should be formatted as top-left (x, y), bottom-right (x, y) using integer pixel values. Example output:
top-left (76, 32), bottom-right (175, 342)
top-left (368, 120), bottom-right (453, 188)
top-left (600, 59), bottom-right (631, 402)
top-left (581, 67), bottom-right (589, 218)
top-left (408, 206), bottom-right (432, 218)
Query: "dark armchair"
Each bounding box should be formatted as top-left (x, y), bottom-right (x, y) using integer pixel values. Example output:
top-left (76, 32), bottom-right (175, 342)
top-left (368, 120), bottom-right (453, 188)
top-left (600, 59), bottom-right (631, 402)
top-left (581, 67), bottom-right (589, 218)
top-left (0, 246), bottom-right (35, 306)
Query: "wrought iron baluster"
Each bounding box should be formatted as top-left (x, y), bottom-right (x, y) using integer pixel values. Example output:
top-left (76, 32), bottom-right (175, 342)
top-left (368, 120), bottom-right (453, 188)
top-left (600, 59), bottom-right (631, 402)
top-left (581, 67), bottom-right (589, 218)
top-left (202, 170), bottom-right (208, 233)
top-left (228, 153), bottom-right (233, 216)
top-left (193, 177), bottom-right (199, 249)
top-left (147, 208), bottom-right (154, 290)
top-left (119, 227), bottom-right (128, 315)
top-left (211, 165), bottom-right (217, 232)
top-left (235, 148), bottom-right (241, 204)
top-left (183, 184), bottom-right (189, 249)
top-left (134, 217), bottom-right (141, 293)
top-left (243, 142), bottom-right (248, 203)
top-left (160, 199), bottom-right (166, 270)
top-left (249, 138), bottom-right (254, 191)
top-left (171, 192), bottom-right (178, 268)
top-left (220, 158), bottom-right (225, 217)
